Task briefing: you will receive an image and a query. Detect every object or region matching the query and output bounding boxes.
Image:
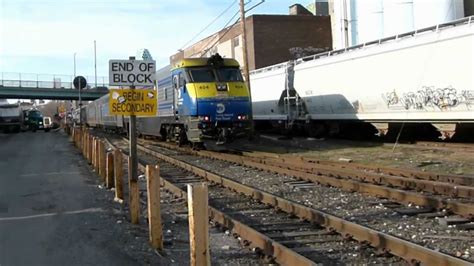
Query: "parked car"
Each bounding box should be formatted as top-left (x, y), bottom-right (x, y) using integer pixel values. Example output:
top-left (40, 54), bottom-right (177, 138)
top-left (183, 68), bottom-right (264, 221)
top-left (43, 116), bottom-right (52, 132)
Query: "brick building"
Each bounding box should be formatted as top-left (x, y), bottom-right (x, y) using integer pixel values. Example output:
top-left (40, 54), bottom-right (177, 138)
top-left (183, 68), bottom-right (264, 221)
top-left (170, 4), bottom-right (332, 71)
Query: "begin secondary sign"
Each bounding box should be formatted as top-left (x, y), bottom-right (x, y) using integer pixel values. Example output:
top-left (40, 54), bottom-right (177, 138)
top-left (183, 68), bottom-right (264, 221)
top-left (109, 89), bottom-right (157, 116)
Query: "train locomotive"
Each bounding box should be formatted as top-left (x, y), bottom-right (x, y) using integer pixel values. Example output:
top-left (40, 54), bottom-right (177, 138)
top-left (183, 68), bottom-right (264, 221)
top-left (85, 55), bottom-right (252, 146)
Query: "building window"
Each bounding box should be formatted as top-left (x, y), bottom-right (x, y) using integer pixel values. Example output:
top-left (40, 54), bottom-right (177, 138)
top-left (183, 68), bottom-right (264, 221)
top-left (233, 36), bottom-right (240, 47)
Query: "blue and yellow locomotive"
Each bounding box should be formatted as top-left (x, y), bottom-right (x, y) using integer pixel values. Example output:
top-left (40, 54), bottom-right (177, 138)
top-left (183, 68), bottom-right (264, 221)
top-left (85, 54), bottom-right (251, 146)
top-left (137, 54), bottom-right (252, 145)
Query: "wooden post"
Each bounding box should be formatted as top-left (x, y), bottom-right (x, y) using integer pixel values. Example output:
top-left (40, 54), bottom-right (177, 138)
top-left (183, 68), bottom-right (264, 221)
top-left (106, 152), bottom-right (114, 188)
top-left (146, 165), bottom-right (163, 250)
top-left (114, 149), bottom-right (124, 202)
top-left (128, 156), bottom-right (139, 224)
top-left (72, 127), bottom-right (75, 144)
top-left (77, 128), bottom-right (81, 148)
top-left (92, 137), bottom-right (96, 167)
top-left (82, 130), bottom-right (86, 156)
top-left (95, 138), bottom-right (100, 172)
top-left (92, 138), bottom-right (96, 168)
top-left (82, 131), bottom-right (86, 156)
top-left (74, 128), bottom-right (77, 146)
top-left (98, 140), bottom-right (102, 176)
top-left (80, 129), bottom-right (83, 153)
top-left (85, 133), bottom-right (90, 162)
top-left (187, 183), bottom-right (210, 266)
top-left (78, 129), bottom-right (81, 150)
top-left (83, 130), bottom-right (88, 157)
top-left (88, 135), bottom-right (93, 164)
top-left (99, 141), bottom-right (106, 182)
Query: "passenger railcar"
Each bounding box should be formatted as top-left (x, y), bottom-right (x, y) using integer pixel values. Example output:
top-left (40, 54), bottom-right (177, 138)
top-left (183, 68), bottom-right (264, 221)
top-left (250, 16), bottom-right (474, 139)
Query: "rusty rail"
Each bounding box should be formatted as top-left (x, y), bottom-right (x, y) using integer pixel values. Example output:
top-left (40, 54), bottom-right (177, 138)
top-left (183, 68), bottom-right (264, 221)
top-left (239, 153), bottom-right (474, 199)
top-left (132, 140), bottom-right (471, 265)
top-left (241, 150), bottom-right (474, 187)
top-left (103, 137), bottom-right (316, 265)
top-left (145, 140), bottom-right (474, 218)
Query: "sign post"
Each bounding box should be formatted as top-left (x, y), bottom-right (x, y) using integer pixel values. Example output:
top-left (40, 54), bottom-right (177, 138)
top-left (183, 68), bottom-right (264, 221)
top-left (109, 57), bottom-right (156, 224)
top-left (73, 76), bottom-right (87, 125)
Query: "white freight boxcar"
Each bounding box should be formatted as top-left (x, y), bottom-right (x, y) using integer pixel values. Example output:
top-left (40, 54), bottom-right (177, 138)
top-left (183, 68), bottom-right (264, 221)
top-left (250, 16), bottom-right (474, 139)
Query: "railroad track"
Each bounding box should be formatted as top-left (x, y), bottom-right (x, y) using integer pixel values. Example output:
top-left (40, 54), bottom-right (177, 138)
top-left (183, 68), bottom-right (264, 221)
top-left (145, 139), bottom-right (474, 217)
top-left (99, 134), bottom-right (472, 265)
top-left (236, 150), bottom-right (474, 197)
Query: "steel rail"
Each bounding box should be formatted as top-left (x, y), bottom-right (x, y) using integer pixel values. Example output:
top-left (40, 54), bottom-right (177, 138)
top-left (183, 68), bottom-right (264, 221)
top-left (103, 137), bottom-right (316, 266)
top-left (146, 141), bottom-right (474, 218)
top-left (237, 153), bottom-right (474, 199)
top-left (131, 140), bottom-right (471, 266)
top-left (239, 150), bottom-right (474, 187)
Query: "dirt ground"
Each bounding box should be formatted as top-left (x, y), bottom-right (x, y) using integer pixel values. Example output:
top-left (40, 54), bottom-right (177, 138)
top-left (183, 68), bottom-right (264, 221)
top-left (233, 135), bottom-right (474, 176)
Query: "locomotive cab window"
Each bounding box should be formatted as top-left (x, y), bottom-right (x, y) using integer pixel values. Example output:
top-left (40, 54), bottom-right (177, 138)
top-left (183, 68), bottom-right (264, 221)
top-left (179, 72), bottom-right (186, 93)
top-left (217, 68), bottom-right (243, 82)
top-left (188, 68), bottom-right (216, 83)
top-left (173, 75), bottom-right (179, 89)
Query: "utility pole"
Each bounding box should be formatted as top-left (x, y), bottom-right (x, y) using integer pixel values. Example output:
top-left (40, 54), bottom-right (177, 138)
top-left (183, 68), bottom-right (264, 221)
top-left (239, 0), bottom-right (254, 135)
top-left (94, 40), bottom-right (98, 88)
top-left (73, 53), bottom-right (77, 77)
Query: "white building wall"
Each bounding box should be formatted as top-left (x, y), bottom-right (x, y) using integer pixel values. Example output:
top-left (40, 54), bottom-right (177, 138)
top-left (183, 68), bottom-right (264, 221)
top-left (383, 0), bottom-right (414, 37)
top-left (217, 39), bottom-right (233, 59)
top-left (330, 0), bottom-right (465, 49)
top-left (232, 35), bottom-right (244, 68)
top-left (413, 0), bottom-right (465, 29)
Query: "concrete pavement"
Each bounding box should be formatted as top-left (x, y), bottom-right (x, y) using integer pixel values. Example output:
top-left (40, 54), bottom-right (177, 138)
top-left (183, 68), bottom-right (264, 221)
top-left (0, 131), bottom-right (145, 266)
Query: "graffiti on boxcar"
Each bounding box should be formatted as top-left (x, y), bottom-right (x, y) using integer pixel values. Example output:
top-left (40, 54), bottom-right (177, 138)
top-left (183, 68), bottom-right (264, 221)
top-left (382, 87), bottom-right (474, 110)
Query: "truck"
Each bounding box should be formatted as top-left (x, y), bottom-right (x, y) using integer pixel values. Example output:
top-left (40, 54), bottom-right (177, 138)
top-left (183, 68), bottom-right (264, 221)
top-left (23, 109), bottom-right (45, 132)
top-left (0, 103), bottom-right (22, 133)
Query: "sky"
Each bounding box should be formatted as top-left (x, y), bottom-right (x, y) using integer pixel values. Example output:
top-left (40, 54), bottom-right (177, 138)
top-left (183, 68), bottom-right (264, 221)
top-left (0, 0), bottom-right (306, 80)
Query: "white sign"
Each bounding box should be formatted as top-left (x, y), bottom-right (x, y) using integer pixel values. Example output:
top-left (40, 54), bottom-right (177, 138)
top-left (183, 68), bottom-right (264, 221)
top-left (109, 60), bottom-right (156, 86)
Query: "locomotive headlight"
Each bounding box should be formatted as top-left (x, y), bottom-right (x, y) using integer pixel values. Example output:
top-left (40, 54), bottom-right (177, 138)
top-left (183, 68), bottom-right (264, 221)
top-left (200, 115), bottom-right (210, 122)
top-left (216, 83), bottom-right (228, 91)
top-left (237, 115), bottom-right (247, 120)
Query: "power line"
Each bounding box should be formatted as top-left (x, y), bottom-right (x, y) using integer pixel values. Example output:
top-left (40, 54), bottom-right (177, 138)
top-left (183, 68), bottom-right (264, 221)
top-left (180, 0), bottom-right (238, 50)
top-left (197, 12), bottom-right (241, 57)
top-left (195, 0), bottom-right (265, 58)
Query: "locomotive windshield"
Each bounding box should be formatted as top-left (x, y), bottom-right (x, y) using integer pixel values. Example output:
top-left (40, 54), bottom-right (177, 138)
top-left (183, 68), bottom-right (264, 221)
top-left (187, 67), bottom-right (243, 83)
top-left (216, 68), bottom-right (243, 82)
top-left (188, 68), bottom-right (216, 82)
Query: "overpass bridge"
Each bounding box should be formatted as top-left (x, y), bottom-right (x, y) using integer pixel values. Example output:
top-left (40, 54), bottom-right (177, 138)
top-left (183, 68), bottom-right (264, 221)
top-left (0, 72), bottom-right (109, 100)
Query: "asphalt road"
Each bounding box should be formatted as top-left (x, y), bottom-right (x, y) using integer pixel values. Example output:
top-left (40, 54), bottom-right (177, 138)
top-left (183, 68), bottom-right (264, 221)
top-left (0, 131), bottom-right (144, 266)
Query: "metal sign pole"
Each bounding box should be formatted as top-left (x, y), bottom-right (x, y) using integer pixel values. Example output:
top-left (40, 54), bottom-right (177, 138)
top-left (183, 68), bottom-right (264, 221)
top-left (79, 83), bottom-right (82, 125)
top-left (129, 56), bottom-right (138, 183)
